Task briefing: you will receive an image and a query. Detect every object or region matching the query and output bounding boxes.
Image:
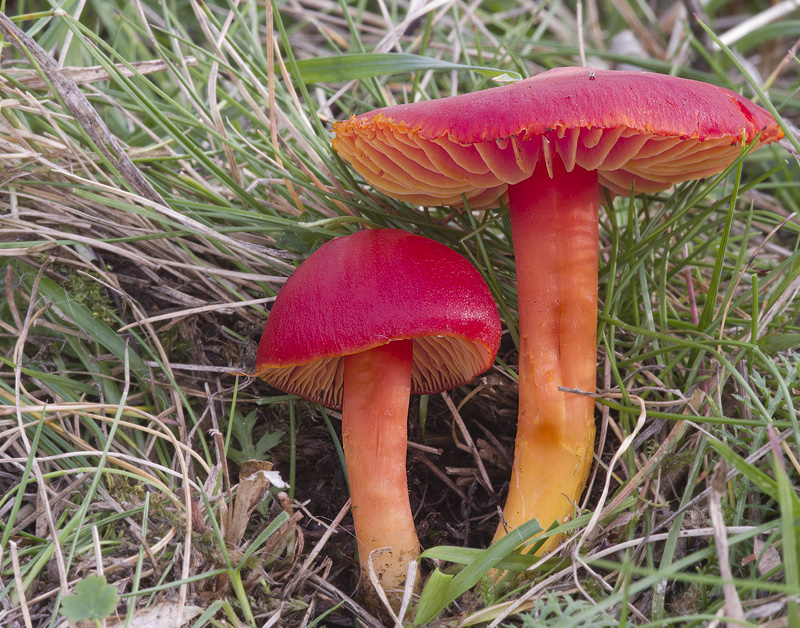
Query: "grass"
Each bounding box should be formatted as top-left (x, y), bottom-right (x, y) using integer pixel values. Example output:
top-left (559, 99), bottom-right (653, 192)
top-left (0, 0), bottom-right (799, 626)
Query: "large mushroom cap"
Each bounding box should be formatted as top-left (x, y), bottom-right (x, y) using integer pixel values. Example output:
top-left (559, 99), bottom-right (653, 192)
top-left (255, 228), bottom-right (501, 409)
top-left (333, 66), bottom-right (784, 207)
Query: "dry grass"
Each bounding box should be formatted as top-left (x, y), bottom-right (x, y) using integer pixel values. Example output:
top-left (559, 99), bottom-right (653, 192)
top-left (1, 0), bottom-right (799, 626)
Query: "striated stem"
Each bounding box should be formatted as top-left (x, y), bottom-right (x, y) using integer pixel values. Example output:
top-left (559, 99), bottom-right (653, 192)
top-left (495, 160), bottom-right (598, 553)
top-left (342, 339), bottom-right (419, 608)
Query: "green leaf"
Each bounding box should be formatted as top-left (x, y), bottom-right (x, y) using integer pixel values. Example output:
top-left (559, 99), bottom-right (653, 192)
top-left (60, 575), bottom-right (120, 622)
top-left (227, 409), bottom-right (284, 467)
top-left (414, 518), bottom-right (542, 625)
top-left (759, 333), bottom-right (800, 353)
top-left (293, 53), bottom-right (521, 84)
top-left (414, 568), bottom-right (454, 624)
top-left (419, 545), bottom-right (554, 573)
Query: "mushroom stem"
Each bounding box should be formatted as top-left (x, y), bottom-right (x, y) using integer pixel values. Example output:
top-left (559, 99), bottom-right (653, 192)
top-left (342, 339), bottom-right (420, 608)
top-left (495, 160), bottom-right (598, 552)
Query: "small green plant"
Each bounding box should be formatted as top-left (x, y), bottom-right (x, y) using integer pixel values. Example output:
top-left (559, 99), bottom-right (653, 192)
top-left (60, 574), bottom-right (120, 624)
top-left (226, 409), bottom-right (284, 467)
top-left (63, 270), bottom-right (115, 325)
top-left (515, 593), bottom-right (620, 627)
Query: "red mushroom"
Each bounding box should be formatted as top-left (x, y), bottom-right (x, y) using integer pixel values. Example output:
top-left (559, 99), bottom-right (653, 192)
top-left (255, 228), bottom-right (500, 607)
top-left (332, 67), bottom-right (783, 552)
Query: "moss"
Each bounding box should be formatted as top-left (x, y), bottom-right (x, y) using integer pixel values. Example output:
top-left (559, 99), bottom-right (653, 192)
top-left (63, 270), bottom-right (115, 325)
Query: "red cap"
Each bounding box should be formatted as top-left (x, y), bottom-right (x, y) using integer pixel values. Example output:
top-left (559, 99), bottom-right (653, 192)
top-left (255, 229), bottom-right (501, 409)
top-left (333, 67), bottom-right (783, 207)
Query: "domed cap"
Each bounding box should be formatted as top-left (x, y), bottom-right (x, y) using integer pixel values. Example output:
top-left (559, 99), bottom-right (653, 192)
top-left (333, 67), bottom-right (783, 207)
top-left (255, 229), bottom-right (501, 409)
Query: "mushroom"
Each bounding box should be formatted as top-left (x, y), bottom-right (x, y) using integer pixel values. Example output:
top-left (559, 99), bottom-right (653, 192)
top-left (255, 228), bottom-right (501, 607)
top-left (332, 67), bottom-right (783, 552)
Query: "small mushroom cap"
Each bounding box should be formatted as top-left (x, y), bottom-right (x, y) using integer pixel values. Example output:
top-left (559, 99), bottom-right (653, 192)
top-left (333, 66), bottom-right (783, 207)
top-left (255, 229), bottom-right (501, 409)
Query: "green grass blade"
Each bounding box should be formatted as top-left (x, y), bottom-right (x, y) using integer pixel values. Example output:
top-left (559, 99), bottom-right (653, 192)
top-left (414, 518), bottom-right (542, 625)
top-left (293, 52), bottom-right (521, 83)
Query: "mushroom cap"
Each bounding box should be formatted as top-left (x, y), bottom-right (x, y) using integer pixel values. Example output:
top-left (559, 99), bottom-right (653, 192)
top-left (255, 229), bottom-right (501, 409)
top-left (333, 66), bottom-right (783, 207)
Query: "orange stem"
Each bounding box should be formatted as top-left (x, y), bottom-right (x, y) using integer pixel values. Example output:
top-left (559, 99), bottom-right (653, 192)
top-left (342, 339), bottom-right (419, 608)
top-left (495, 160), bottom-right (598, 553)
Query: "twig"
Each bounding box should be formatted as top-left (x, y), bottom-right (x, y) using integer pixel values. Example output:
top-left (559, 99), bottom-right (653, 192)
top-left (442, 391), bottom-right (495, 496)
top-left (9, 541), bottom-right (33, 628)
top-left (365, 554), bottom-right (405, 628)
top-left (717, 0), bottom-right (800, 49)
top-left (413, 450), bottom-right (469, 502)
top-left (3, 58), bottom-right (198, 91)
top-left (283, 498), bottom-right (351, 602)
top-left (308, 574), bottom-right (385, 628)
top-left (92, 526), bottom-right (104, 577)
top-left (708, 463), bottom-right (746, 626)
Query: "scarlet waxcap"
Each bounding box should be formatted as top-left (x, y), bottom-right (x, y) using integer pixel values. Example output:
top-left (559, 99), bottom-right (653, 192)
top-left (333, 67), bottom-right (783, 207)
top-left (255, 229), bottom-right (501, 409)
